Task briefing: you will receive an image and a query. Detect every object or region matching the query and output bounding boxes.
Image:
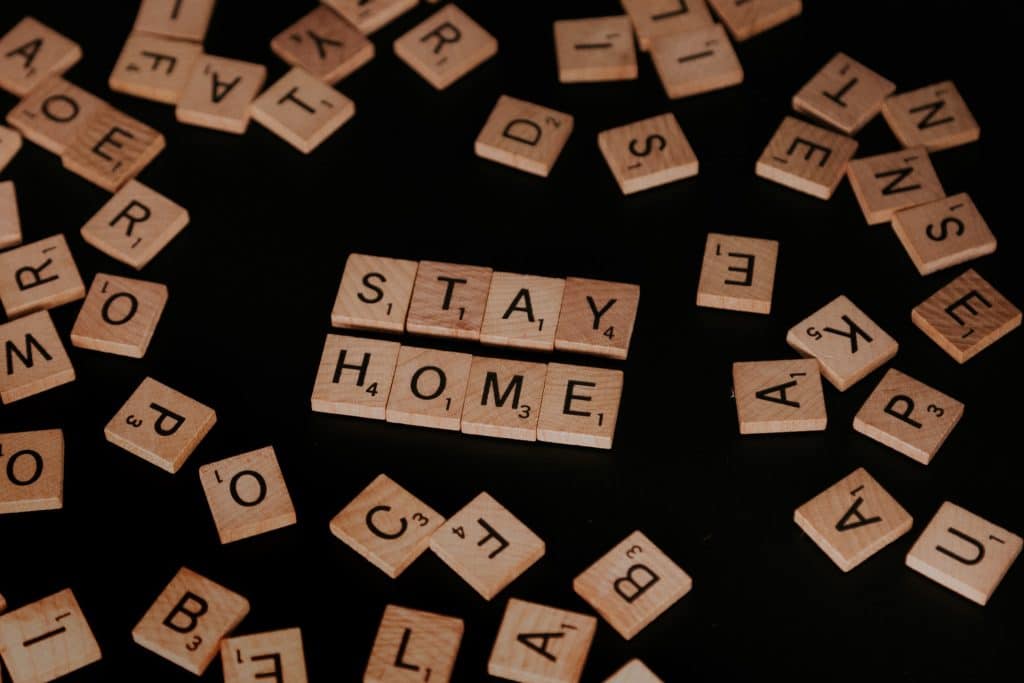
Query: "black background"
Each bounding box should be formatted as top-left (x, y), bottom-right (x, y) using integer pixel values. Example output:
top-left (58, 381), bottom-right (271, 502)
top-left (1, 1), bottom-right (1021, 681)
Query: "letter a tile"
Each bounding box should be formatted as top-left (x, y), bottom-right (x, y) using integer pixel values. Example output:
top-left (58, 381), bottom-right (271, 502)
top-left (697, 233), bottom-right (777, 314)
top-left (480, 272), bottom-right (565, 351)
top-left (0, 429), bottom-right (63, 514)
top-left (176, 55), bottom-right (268, 134)
top-left (365, 605), bottom-right (464, 683)
top-left (604, 659), bottom-right (663, 682)
top-left (891, 194), bottom-right (996, 276)
top-left (732, 359), bottom-right (826, 434)
top-left (222, 628), bottom-right (307, 683)
top-left (846, 148), bottom-right (944, 225)
top-left (0, 234), bottom-right (85, 318)
top-left (488, 598), bottom-right (597, 683)
top-left (537, 363), bottom-right (623, 449)
top-left (386, 346), bottom-right (473, 431)
top-left (461, 357), bottom-right (547, 441)
top-left (650, 24), bottom-right (743, 100)
top-left (756, 116), bottom-right (858, 199)
top-left (792, 52), bottom-right (895, 134)
top-left (311, 334), bottom-right (401, 419)
top-left (270, 6), bottom-right (373, 85)
top-left (475, 95), bottom-right (574, 177)
top-left (250, 68), bottom-right (355, 154)
top-left (0, 18), bottom-right (82, 97)
top-left (0, 311), bottom-right (75, 404)
top-left (71, 273), bottom-right (168, 358)
top-left (331, 253), bottom-right (418, 333)
top-left (554, 15), bottom-right (638, 83)
top-left (882, 81), bottom-right (979, 152)
top-left (597, 113), bottom-right (698, 195)
top-left (394, 5), bottom-right (498, 90)
top-left (0, 588), bottom-right (101, 682)
top-left (200, 447), bottom-right (297, 544)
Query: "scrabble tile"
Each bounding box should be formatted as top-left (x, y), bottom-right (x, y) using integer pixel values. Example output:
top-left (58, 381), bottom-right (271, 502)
top-left (222, 628), bottom-right (307, 683)
top-left (853, 369), bottom-right (963, 465)
top-left (0, 234), bottom-right (85, 318)
top-left (461, 357), bottom-right (547, 441)
top-left (109, 34), bottom-right (203, 105)
top-left (5, 77), bottom-right (108, 155)
top-left (794, 468), bottom-right (911, 572)
top-left (475, 95), bottom-right (574, 177)
top-left (134, 0), bottom-right (216, 42)
top-left (0, 429), bottom-right (63, 514)
top-left (199, 446), bottom-right (297, 544)
top-left (605, 659), bottom-right (663, 683)
top-left (365, 605), bottom-right (463, 683)
top-left (537, 363), bottom-right (624, 449)
top-left (0, 593), bottom-right (5, 613)
top-left (270, 6), bottom-right (373, 85)
top-left (911, 269), bottom-right (1021, 364)
top-left (597, 113), bottom-right (698, 195)
top-left (386, 346), bottom-right (473, 431)
top-left (323, 0), bottom-right (418, 35)
top-left (104, 377), bottom-right (217, 473)
top-left (650, 24), bottom-right (743, 100)
top-left (479, 272), bottom-right (565, 350)
top-left (882, 81), bottom-right (979, 152)
top-left (574, 531), bottom-right (692, 640)
top-left (330, 474), bottom-right (444, 578)
top-left (70, 273), bottom-right (168, 358)
top-left (61, 106), bottom-right (166, 192)
top-left (786, 295), bottom-right (899, 391)
top-left (406, 261), bottom-right (493, 340)
top-left (707, 0), bottom-right (802, 41)
top-left (732, 359), bottom-right (827, 434)
top-left (430, 492), bottom-right (545, 600)
top-left (792, 52), bottom-right (895, 135)
top-left (620, 0), bottom-right (714, 52)
top-left (846, 148), bottom-right (944, 225)
top-left (0, 124), bottom-right (22, 172)
top-left (892, 193), bottom-right (996, 276)
top-left (0, 17), bottom-right (82, 97)
top-left (0, 311), bottom-right (75, 404)
top-left (175, 55), bottom-right (267, 134)
top-left (554, 277), bottom-right (640, 358)
top-left (488, 598), bottom-right (597, 683)
top-left (250, 67), bottom-right (356, 154)
top-left (906, 502), bottom-right (1022, 606)
top-left (0, 588), bottom-right (101, 682)
top-left (311, 334), bottom-right (401, 419)
top-left (331, 254), bottom-right (418, 332)
top-left (554, 16), bottom-right (638, 83)
top-left (0, 180), bottom-right (21, 249)
top-left (395, 5), bottom-right (498, 90)
top-left (696, 233), bottom-right (777, 314)
top-left (755, 116), bottom-right (858, 199)
top-left (133, 567), bottom-right (250, 675)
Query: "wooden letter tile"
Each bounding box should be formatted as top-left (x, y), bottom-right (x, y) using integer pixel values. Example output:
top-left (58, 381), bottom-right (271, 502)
top-left (0, 311), bottom-right (75, 404)
top-left (0, 124), bottom-right (22, 172)
top-left (61, 106), bottom-right (166, 192)
top-left (732, 359), bottom-right (826, 434)
top-left (0, 589), bottom-right (101, 682)
top-left (176, 55), bottom-right (267, 134)
top-left (0, 429), bottom-right (63, 514)
top-left (756, 116), bottom-right (858, 199)
top-left (786, 295), bottom-right (898, 391)
top-left (0, 181), bottom-right (20, 248)
top-left (0, 234), bottom-right (85, 318)
top-left (200, 446), bottom-right (297, 544)
top-left (250, 68), bottom-right (355, 154)
top-left (134, 0), bottom-right (216, 42)
top-left (537, 363), bottom-right (623, 449)
top-left (386, 346), bottom-right (473, 431)
top-left (598, 113), bottom-right (698, 195)
top-left (71, 273), bottom-right (168, 358)
top-left (0, 17), bottom-right (82, 97)
top-left (222, 628), bottom-right (307, 683)
top-left (911, 269), bottom-right (1021, 363)
top-left (331, 254), bottom-right (418, 332)
top-left (621, 0), bottom-right (714, 52)
top-left (846, 147), bottom-right (944, 225)
top-left (0, 593), bottom-right (4, 614)
top-left (475, 95), bottom-right (574, 177)
top-left (311, 334), bottom-right (401, 419)
top-left (853, 368), bottom-right (963, 465)
top-left (555, 277), bottom-right (640, 358)
top-left (395, 5), bottom-right (498, 90)
top-left (480, 272), bottom-right (565, 350)
top-left (605, 659), bottom-right (663, 683)
top-left (270, 6), bottom-right (373, 85)
top-left (708, 0), bottom-right (802, 41)
top-left (461, 357), bottom-right (547, 441)
top-left (554, 16), bottom-right (637, 83)
top-left (109, 34), bottom-right (203, 104)
top-left (650, 24), bottom-right (743, 100)
top-left (5, 77), bottom-right (107, 155)
top-left (406, 261), bottom-right (493, 340)
top-left (906, 502), bottom-right (1022, 606)
top-left (430, 492), bottom-right (545, 600)
top-left (488, 598), bottom-right (597, 683)
top-left (892, 193), bottom-right (996, 276)
top-left (792, 52), bottom-right (895, 134)
top-left (574, 531), bottom-right (692, 640)
top-left (697, 233), bottom-right (777, 314)
top-left (365, 605), bottom-right (464, 683)
top-left (132, 567), bottom-right (249, 675)
top-left (882, 81), bottom-right (979, 152)
top-left (104, 377), bottom-right (216, 473)
top-left (323, 0), bottom-right (418, 35)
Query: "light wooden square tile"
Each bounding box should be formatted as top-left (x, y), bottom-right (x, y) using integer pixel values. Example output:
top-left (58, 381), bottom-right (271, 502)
top-left (311, 334), bottom-right (401, 419)
top-left (480, 272), bottom-right (565, 351)
top-left (0, 588), bottom-right (101, 682)
top-left (911, 269), bottom-right (1021, 364)
top-left (331, 253), bottom-right (418, 332)
top-left (222, 628), bottom-right (307, 683)
top-left (0, 429), bottom-right (63, 514)
top-left (0, 593), bottom-right (5, 613)
top-left (554, 15), bottom-right (637, 83)
top-left (555, 277), bottom-right (640, 359)
top-left (324, 0), bottom-right (418, 35)
top-left (697, 233), bottom-right (777, 314)
top-left (846, 147), bottom-right (944, 225)
top-left (430, 492), bottom-right (545, 601)
top-left (621, 0), bottom-right (714, 52)
top-left (0, 124), bottom-right (22, 172)
top-left (732, 359), bottom-right (826, 434)
top-left (708, 0), bottom-right (802, 41)
top-left (176, 55), bottom-right (267, 134)
top-left (271, 6), bottom-right (373, 85)
top-left (71, 273), bottom-right (168, 358)
top-left (786, 295), bottom-right (898, 391)
top-left (406, 261), bottom-right (493, 340)
top-left (892, 193), bottom-right (996, 276)
top-left (250, 67), bottom-right (355, 154)
top-left (61, 106), bottom-right (166, 192)
top-left (475, 95), bottom-right (574, 177)
top-left (605, 659), bottom-right (662, 682)
top-left (537, 363), bottom-right (623, 449)
top-left (882, 81), bottom-right (979, 152)
top-left (598, 113), bottom-right (698, 195)
top-left (0, 234), bottom-right (85, 318)
top-left (395, 5), bottom-right (498, 90)
top-left (365, 605), bottom-right (463, 683)
top-left (650, 24), bottom-right (743, 100)
top-left (488, 598), bottom-right (597, 683)
top-left (134, 0), bottom-right (216, 42)
top-left (104, 376), bottom-right (216, 473)
top-left (461, 357), bottom-right (546, 442)
top-left (853, 368), bottom-right (963, 465)
top-left (133, 567), bottom-right (249, 675)
top-left (0, 17), bottom-right (82, 97)
top-left (906, 502), bottom-right (1022, 606)
top-left (5, 77), bottom-right (107, 155)
top-left (792, 52), bottom-right (895, 134)
top-left (756, 116), bottom-right (858, 199)
top-left (0, 311), bottom-right (75, 404)
top-left (200, 446), bottom-right (297, 544)
top-left (0, 181), bottom-right (21, 249)
top-left (109, 34), bottom-right (202, 105)
top-left (386, 346), bottom-right (473, 431)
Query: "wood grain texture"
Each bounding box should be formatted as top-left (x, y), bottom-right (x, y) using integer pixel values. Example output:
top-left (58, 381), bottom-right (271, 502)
top-left (460, 356), bottom-right (546, 441)
top-left (311, 334), bottom-right (401, 419)
top-left (250, 67), bottom-right (356, 154)
top-left (60, 106), bottom-right (166, 192)
top-left (537, 363), bottom-right (623, 449)
top-left (271, 6), bottom-right (373, 85)
top-left (554, 277), bottom-right (640, 358)
top-left (891, 194), bottom-right (996, 276)
top-left (792, 52), bottom-right (895, 134)
top-left (71, 273), bottom-right (168, 358)
top-left (0, 17), bottom-right (82, 97)
top-left (331, 253), bottom-right (418, 332)
top-left (0, 234), bottom-right (85, 318)
top-left (0, 428), bottom-right (63, 514)
top-left (406, 260), bottom-right (493, 340)
top-left (604, 659), bottom-right (663, 682)
top-left (0, 124), bottom-right (21, 173)
top-left (846, 147), bottom-right (944, 225)
top-left (324, 0), bottom-right (418, 35)
top-left (620, 0), bottom-right (713, 52)
top-left (479, 272), bottom-right (565, 350)
top-left (597, 113), bottom-right (698, 195)
top-left (732, 359), bottom-right (826, 434)
top-left (108, 33), bottom-right (202, 105)
top-left (364, 605), bottom-right (464, 683)
top-left (394, 5), bottom-right (498, 90)
top-left (554, 15), bottom-right (637, 83)
top-left (386, 346), bottom-right (473, 431)
top-left (650, 24), bottom-right (743, 100)
top-left (133, 0), bottom-right (215, 42)
top-left (755, 116), bottom-right (858, 199)
top-left (5, 77), bottom-right (107, 155)
top-left (475, 95), bottom-right (574, 177)
top-left (0, 588), bottom-right (101, 682)
top-left (708, 0), bottom-right (802, 41)
top-left (199, 446), bottom-right (297, 544)
top-left (487, 598), bottom-right (597, 683)
top-left (882, 81), bottom-right (979, 152)
top-left (0, 181), bottom-right (21, 249)
top-left (222, 628), bottom-right (307, 683)
top-left (0, 310), bottom-right (75, 404)
top-left (176, 55), bottom-right (267, 134)
top-left (697, 233), bottom-right (777, 314)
